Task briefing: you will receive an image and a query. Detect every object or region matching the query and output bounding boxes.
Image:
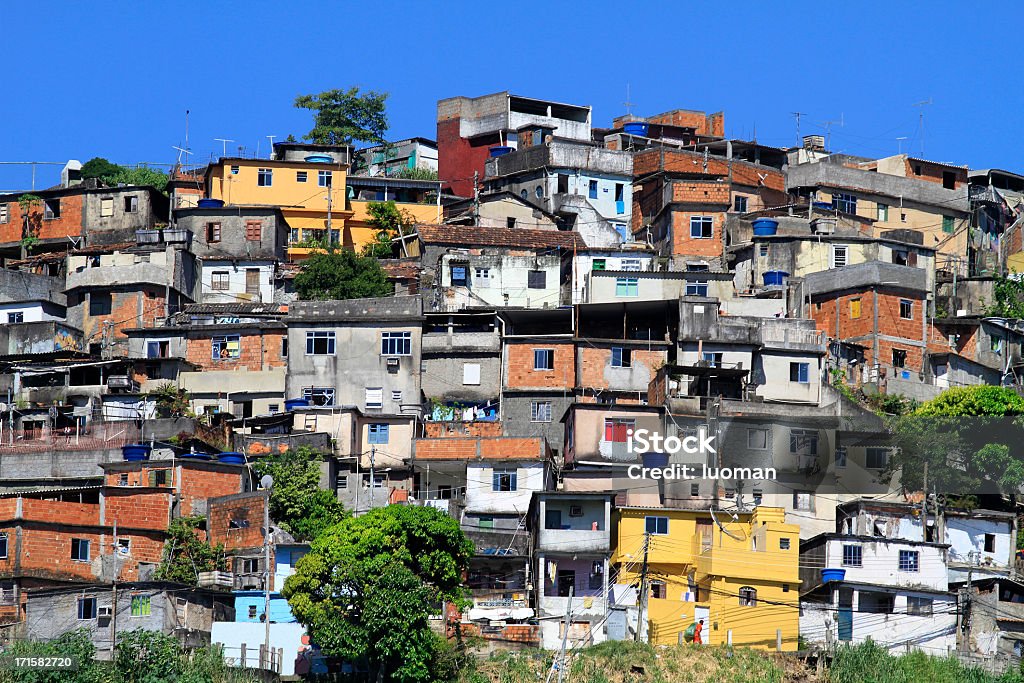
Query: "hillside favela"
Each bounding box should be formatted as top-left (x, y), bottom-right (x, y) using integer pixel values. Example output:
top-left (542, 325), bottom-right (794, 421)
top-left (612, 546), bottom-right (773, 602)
top-left (2, 28), bottom-right (1024, 683)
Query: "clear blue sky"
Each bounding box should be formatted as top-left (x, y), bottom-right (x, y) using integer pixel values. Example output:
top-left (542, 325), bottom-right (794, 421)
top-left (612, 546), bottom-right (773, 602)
top-left (3, 0), bottom-right (1021, 191)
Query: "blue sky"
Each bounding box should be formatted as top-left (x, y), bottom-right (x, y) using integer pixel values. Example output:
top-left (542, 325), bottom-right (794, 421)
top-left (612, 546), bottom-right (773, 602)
top-left (3, 0), bottom-right (1021, 191)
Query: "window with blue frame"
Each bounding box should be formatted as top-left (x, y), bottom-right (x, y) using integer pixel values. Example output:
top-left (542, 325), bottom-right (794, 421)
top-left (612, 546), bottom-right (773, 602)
top-left (645, 516), bottom-right (669, 535)
top-left (685, 281), bottom-right (709, 296)
top-left (368, 423), bottom-right (389, 444)
top-left (451, 264), bottom-right (468, 286)
top-left (616, 277), bottom-right (639, 297)
top-left (789, 362), bottom-right (810, 383)
top-left (492, 468), bottom-right (517, 492)
top-left (588, 180), bottom-right (598, 199)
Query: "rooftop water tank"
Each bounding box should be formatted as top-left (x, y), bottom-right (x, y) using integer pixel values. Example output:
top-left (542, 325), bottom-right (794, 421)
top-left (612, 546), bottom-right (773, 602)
top-left (284, 398), bottom-right (310, 411)
top-left (763, 271), bottom-right (789, 287)
top-left (752, 219), bottom-right (779, 236)
top-left (821, 568), bottom-right (846, 583)
top-left (217, 452), bottom-right (246, 465)
top-left (122, 444), bottom-right (151, 461)
top-left (489, 146), bottom-right (513, 157)
top-left (622, 122), bottom-right (649, 137)
top-left (304, 154), bottom-right (333, 163)
top-left (197, 199), bottom-right (225, 209)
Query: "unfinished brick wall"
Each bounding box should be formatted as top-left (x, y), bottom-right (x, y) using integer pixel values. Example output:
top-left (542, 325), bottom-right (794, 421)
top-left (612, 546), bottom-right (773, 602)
top-left (103, 490), bottom-right (172, 531)
top-left (670, 211), bottom-right (726, 259)
top-left (504, 341), bottom-right (575, 390)
top-left (185, 330), bottom-right (286, 371)
top-left (577, 346), bottom-right (668, 390)
top-left (207, 493), bottom-right (267, 551)
top-left (423, 421), bottom-right (503, 438)
top-left (0, 195), bottom-right (85, 246)
top-left (811, 290), bottom-right (927, 372)
top-left (177, 467), bottom-right (247, 516)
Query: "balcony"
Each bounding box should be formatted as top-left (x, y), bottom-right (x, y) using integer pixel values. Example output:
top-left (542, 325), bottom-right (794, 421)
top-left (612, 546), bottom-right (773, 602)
top-left (537, 527), bottom-right (609, 553)
top-left (422, 332), bottom-right (500, 354)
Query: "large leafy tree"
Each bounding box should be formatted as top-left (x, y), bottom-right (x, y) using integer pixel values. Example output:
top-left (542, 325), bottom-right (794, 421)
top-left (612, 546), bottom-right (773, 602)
top-left (890, 386), bottom-right (1024, 495)
top-left (282, 505), bottom-right (474, 682)
top-left (363, 200), bottom-right (414, 259)
top-left (251, 446), bottom-right (346, 542)
top-left (294, 87), bottom-right (389, 146)
top-left (294, 246), bottom-right (392, 300)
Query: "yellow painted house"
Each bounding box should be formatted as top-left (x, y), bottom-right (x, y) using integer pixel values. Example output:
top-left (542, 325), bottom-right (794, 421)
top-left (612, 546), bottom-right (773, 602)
top-left (205, 158), bottom-right (440, 260)
top-left (613, 506), bottom-right (800, 650)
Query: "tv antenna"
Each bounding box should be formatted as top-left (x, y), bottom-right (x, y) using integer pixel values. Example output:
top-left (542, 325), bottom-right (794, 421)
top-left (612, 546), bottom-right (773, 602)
top-left (912, 98), bottom-right (933, 156)
top-left (791, 112), bottom-right (806, 147)
top-left (171, 146), bottom-right (192, 166)
top-left (819, 113), bottom-right (844, 152)
top-left (896, 136), bottom-right (908, 155)
top-left (623, 83), bottom-right (635, 116)
top-left (267, 135), bottom-right (277, 157)
top-left (214, 138), bottom-right (235, 157)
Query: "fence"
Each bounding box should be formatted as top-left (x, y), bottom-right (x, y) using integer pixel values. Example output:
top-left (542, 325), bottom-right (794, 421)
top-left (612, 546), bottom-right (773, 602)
top-left (0, 421), bottom-right (141, 454)
top-left (220, 643), bottom-right (283, 673)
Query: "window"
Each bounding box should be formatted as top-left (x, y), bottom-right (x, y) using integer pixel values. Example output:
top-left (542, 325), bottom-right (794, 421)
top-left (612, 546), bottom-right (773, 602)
top-left (687, 262), bottom-right (710, 272)
top-left (790, 429), bottom-right (818, 455)
top-left (702, 352), bottom-right (723, 367)
top-left (131, 594), bottom-right (151, 617)
top-left (146, 341), bottom-right (168, 359)
top-left (592, 259), bottom-right (606, 271)
top-left (611, 347), bottom-right (632, 368)
top-left (900, 299), bottom-right (913, 320)
top-left (506, 217), bottom-right (516, 229)
top-left (739, 587), bottom-right (757, 606)
top-left (206, 222), bottom-right (222, 243)
top-left (0, 533), bottom-right (7, 559)
top-left (0, 204), bottom-right (7, 223)
top-left (892, 348), bottom-right (907, 368)
top-left (230, 165), bottom-right (240, 175)
top-left (860, 591), bottom-right (894, 614)
top-left (877, 203), bottom-right (888, 221)
top-left (77, 597), bottom-right (97, 620)
top-left (463, 363), bottom-right (481, 385)
top-left (100, 197), bottom-right (114, 217)
top-left (842, 544), bottom-right (863, 567)
top-left (257, 168), bottom-right (273, 186)
top-left (535, 185), bottom-right (544, 198)
top-left (899, 550), bottom-right (920, 572)
top-left (7, 312), bottom-right (23, 324)
top-left (473, 268), bottom-right (491, 287)
top-left (645, 516), bottom-right (669, 535)
top-left (392, 390), bottom-right (402, 402)
top-left (124, 196), bottom-right (138, 213)
top-left (305, 331), bottom-right (336, 355)
top-left (690, 483), bottom-right (700, 497)
top-left (302, 387), bottom-right (335, 407)
top-left (211, 271), bottom-right (230, 291)
top-left (381, 331), bottom-right (411, 356)
top-left (780, 537), bottom-right (791, 550)
top-left (983, 533), bottom-right (996, 553)
top-left (43, 198), bottom-right (60, 220)
top-left (365, 388), bottom-right (383, 409)
top-left (835, 447), bottom-right (847, 468)
top-left (268, 404), bottom-right (280, 414)
top-left (850, 298), bottom-right (861, 318)
top-left (789, 362), bottom-right (810, 383)
top-left (368, 423), bottom-right (389, 444)
top-left (318, 170), bottom-right (332, 187)
top-left (450, 264), bottom-right (468, 286)
top-left (520, 189), bottom-right (527, 200)
top-left (492, 468), bottom-right (518, 492)
top-left (531, 401), bottom-right (552, 422)
top-left (907, 596), bottom-right (933, 616)
top-left (588, 180), bottom-right (598, 199)
top-left (747, 428), bottom-right (768, 450)
top-left (245, 268), bottom-right (260, 295)
top-left (759, 244), bottom-right (769, 257)
top-left (89, 293), bottom-right (112, 316)
top-left (831, 245), bottom-right (848, 268)
top-left (527, 270), bottom-right (546, 289)
top-left (71, 538), bottom-right (90, 562)
top-left (690, 216), bottom-right (713, 239)
top-left (296, 171), bottom-right (307, 183)
top-left (942, 171), bottom-right (957, 189)
top-left (942, 216), bottom-right (954, 233)
top-left (866, 447), bottom-right (890, 469)
top-left (534, 349), bottom-right (554, 370)
top-left (245, 220), bottom-right (262, 241)
top-left (686, 280), bottom-right (709, 296)
top-left (620, 258), bottom-right (642, 271)
top-left (211, 335), bottom-right (240, 360)
top-left (992, 335), bottom-right (1003, 352)
top-left (281, 338), bottom-right (288, 358)
top-left (734, 195), bottom-right (748, 213)
top-left (793, 490), bottom-right (814, 512)
top-left (605, 418), bottom-right (634, 443)
top-left (616, 277), bottom-right (639, 297)
top-left (833, 193), bottom-right (856, 214)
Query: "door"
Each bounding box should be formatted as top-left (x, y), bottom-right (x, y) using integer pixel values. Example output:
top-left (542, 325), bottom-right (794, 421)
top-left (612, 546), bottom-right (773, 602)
top-left (693, 606), bottom-right (710, 645)
top-left (557, 570), bottom-right (575, 597)
top-left (245, 269), bottom-right (261, 297)
top-left (838, 588), bottom-right (853, 641)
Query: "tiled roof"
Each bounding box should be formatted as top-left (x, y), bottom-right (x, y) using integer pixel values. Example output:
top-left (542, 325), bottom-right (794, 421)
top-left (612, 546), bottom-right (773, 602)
top-left (380, 259), bottom-right (421, 280)
top-left (182, 303), bottom-right (284, 315)
top-left (417, 224), bottom-right (581, 249)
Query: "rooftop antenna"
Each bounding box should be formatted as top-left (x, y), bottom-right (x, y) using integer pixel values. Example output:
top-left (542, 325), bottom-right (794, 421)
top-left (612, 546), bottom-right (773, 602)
top-left (184, 110), bottom-right (190, 160)
top-left (623, 83), bottom-right (635, 116)
top-left (820, 113), bottom-right (844, 152)
top-left (896, 136), bottom-right (908, 155)
top-left (171, 146), bottom-right (191, 166)
top-left (791, 112), bottom-right (806, 147)
top-left (912, 98), bottom-right (933, 157)
top-left (214, 138), bottom-right (235, 158)
top-left (267, 135), bottom-right (277, 158)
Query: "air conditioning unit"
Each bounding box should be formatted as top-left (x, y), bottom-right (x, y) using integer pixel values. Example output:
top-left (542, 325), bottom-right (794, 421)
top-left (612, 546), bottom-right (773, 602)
top-left (98, 606), bottom-right (113, 618)
top-left (386, 357), bottom-right (400, 373)
top-left (236, 575), bottom-right (261, 590)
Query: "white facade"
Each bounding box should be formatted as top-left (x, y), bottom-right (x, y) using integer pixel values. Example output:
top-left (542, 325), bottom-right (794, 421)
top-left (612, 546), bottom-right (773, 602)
top-left (945, 513), bottom-right (1016, 582)
top-left (201, 261), bottom-right (276, 304)
top-left (436, 253), bottom-right (562, 310)
top-left (0, 301), bottom-right (63, 323)
top-left (819, 537), bottom-right (948, 590)
top-left (465, 461), bottom-right (546, 514)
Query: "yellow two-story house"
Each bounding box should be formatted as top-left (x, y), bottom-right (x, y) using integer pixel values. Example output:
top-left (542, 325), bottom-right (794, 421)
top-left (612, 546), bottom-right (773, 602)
top-left (613, 506), bottom-right (799, 650)
top-left (205, 149), bottom-right (441, 261)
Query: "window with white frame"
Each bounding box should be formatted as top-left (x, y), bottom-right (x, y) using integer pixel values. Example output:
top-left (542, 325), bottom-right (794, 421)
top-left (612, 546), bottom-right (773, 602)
top-left (611, 347), bottom-right (631, 368)
top-left (462, 363), bottom-right (481, 385)
top-left (616, 277), bottom-right (639, 297)
top-left (257, 168), bottom-right (273, 186)
top-left (533, 349), bottom-right (554, 370)
top-left (100, 197), bottom-right (114, 217)
top-left (685, 280), bottom-right (709, 296)
top-left (365, 387), bottom-right (383, 409)
top-left (492, 468), bottom-right (517, 492)
top-left (620, 258), bottom-right (642, 271)
top-left (900, 299), bottom-right (913, 320)
top-left (842, 544), bottom-right (863, 567)
top-left (793, 490), bottom-right (814, 512)
top-left (211, 271), bottom-right (231, 291)
top-left (302, 387), bottom-right (335, 407)
top-left (689, 216), bottom-right (713, 239)
top-left (0, 204), bottom-right (8, 223)
top-left (831, 245), bottom-right (848, 268)
top-left (381, 331), bottom-right (411, 356)
top-left (318, 170), bottom-right (333, 187)
top-left (531, 401), bottom-right (552, 422)
top-left (899, 550), bottom-right (919, 572)
top-left (306, 331), bottom-right (336, 355)
top-left (474, 267), bottom-right (491, 287)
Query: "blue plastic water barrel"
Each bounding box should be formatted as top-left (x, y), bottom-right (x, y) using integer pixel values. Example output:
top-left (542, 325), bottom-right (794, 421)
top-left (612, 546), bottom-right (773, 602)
top-left (763, 271), bottom-right (789, 286)
top-left (284, 398), bottom-right (310, 411)
top-left (197, 199), bottom-right (225, 209)
top-left (489, 146), bottom-right (514, 157)
top-left (304, 154), bottom-right (333, 163)
top-left (821, 568), bottom-right (846, 583)
top-left (752, 219), bottom-right (779, 236)
top-left (623, 122), bottom-right (649, 136)
top-left (218, 452), bottom-right (246, 465)
top-left (122, 444), bottom-right (151, 461)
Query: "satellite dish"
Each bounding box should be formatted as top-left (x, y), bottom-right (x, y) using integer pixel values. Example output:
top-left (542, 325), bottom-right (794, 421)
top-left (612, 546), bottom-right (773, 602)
top-left (260, 474), bottom-right (274, 491)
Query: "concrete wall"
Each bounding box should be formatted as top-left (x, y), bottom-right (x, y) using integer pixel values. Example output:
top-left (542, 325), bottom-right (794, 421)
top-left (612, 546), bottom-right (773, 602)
top-left (464, 461), bottom-right (545, 514)
top-left (176, 208), bottom-right (287, 261)
top-left (200, 261), bottom-right (276, 304)
top-left (426, 248), bottom-right (563, 310)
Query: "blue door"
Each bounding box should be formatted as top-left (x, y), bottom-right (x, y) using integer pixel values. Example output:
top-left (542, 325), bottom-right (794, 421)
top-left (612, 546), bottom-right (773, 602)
top-left (838, 588), bottom-right (853, 641)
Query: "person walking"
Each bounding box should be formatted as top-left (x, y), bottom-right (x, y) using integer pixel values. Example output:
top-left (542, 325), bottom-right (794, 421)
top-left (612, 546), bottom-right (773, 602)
top-left (693, 619), bottom-right (704, 645)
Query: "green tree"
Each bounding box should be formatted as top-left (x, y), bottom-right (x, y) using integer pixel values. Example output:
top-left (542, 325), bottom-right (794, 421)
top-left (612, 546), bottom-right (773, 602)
top-left (294, 87), bottom-right (389, 145)
top-left (293, 246), bottom-right (393, 300)
top-left (17, 194), bottom-right (42, 253)
top-left (79, 156), bottom-right (168, 193)
top-left (282, 505), bottom-right (474, 682)
top-left (392, 167), bottom-right (439, 181)
top-left (251, 447), bottom-right (346, 541)
top-left (890, 386), bottom-right (1024, 495)
top-left (984, 273), bottom-right (1024, 318)
top-left (80, 157), bottom-right (121, 181)
top-left (154, 515), bottom-right (226, 586)
top-left (363, 200), bottom-right (414, 258)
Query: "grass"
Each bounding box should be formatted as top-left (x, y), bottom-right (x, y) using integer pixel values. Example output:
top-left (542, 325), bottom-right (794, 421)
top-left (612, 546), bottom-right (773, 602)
top-left (827, 641), bottom-right (1024, 683)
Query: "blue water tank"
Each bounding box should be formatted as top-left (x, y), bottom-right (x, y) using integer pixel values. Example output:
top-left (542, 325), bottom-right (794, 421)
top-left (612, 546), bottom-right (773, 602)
top-left (489, 146), bottom-right (514, 158)
top-left (218, 452), bottom-right (246, 465)
top-left (304, 154), bottom-right (333, 163)
top-left (122, 444), bottom-right (151, 461)
top-left (752, 219), bottom-right (779, 236)
top-left (623, 122), bottom-right (649, 136)
top-left (763, 271), bottom-right (789, 287)
top-left (821, 568), bottom-right (846, 583)
top-left (285, 398), bottom-right (310, 411)
top-left (197, 199), bottom-right (225, 209)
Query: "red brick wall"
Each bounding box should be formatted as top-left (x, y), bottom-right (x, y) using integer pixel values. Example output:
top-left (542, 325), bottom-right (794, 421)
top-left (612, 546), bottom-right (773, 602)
top-left (0, 195), bottom-right (85, 245)
top-left (208, 494), bottom-right (266, 551)
top-left (177, 467), bottom-right (246, 516)
top-left (423, 421), bottom-right (503, 438)
top-left (19, 498), bottom-right (99, 526)
top-left (671, 211), bottom-right (726, 259)
top-left (81, 288), bottom-right (167, 348)
top-left (185, 330), bottom-right (286, 371)
top-left (103, 464), bottom-right (176, 488)
top-left (633, 150), bottom-right (785, 193)
top-left (639, 110), bottom-right (723, 137)
top-left (0, 525), bottom-right (165, 583)
top-left (505, 341), bottom-right (575, 389)
top-left (578, 347), bottom-right (667, 390)
top-left (414, 437), bottom-right (545, 461)
top-left (103, 490), bottom-right (172, 531)
top-left (811, 290), bottom-right (926, 372)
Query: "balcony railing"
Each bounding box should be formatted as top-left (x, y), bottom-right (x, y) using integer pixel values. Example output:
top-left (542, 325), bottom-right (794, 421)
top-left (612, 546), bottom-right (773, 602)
top-left (0, 421), bottom-right (141, 453)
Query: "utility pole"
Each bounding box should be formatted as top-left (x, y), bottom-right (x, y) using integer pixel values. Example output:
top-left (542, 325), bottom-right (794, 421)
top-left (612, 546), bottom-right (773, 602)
top-left (921, 462), bottom-right (928, 542)
top-left (258, 476), bottom-right (274, 670)
top-left (635, 533), bottom-right (651, 643)
top-left (472, 171), bottom-right (479, 224)
top-left (368, 446), bottom-right (376, 510)
top-left (110, 520), bottom-right (119, 659)
top-left (326, 185), bottom-right (333, 243)
top-left (550, 585), bottom-right (573, 683)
